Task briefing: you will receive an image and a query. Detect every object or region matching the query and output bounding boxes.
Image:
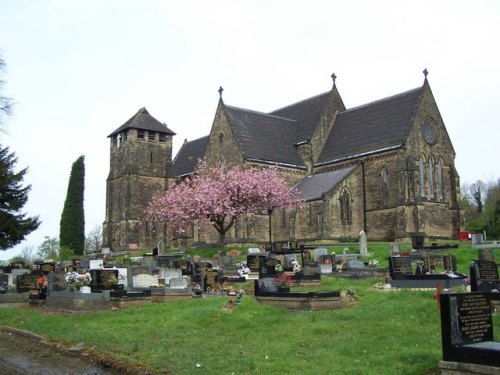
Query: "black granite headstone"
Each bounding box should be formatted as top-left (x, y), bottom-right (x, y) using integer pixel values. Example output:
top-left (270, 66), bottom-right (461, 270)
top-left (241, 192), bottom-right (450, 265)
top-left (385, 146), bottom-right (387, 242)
top-left (16, 274), bottom-right (40, 293)
top-left (469, 260), bottom-right (499, 292)
top-left (246, 254), bottom-right (266, 272)
top-left (40, 263), bottom-right (55, 274)
top-left (90, 269), bottom-right (118, 289)
top-left (388, 256), bottom-right (413, 279)
top-left (440, 292), bottom-right (500, 367)
top-left (203, 268), bottom-right (219, 292)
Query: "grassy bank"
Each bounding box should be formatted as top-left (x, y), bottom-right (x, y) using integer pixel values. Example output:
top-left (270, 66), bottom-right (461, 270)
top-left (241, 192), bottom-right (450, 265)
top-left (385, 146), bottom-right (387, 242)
top-left (0, 244), bottom-right (498, 374)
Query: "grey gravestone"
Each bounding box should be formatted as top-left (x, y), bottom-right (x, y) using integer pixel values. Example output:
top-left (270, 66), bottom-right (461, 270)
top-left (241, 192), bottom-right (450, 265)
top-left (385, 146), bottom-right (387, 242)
top-left (443, 255), bottom-right (457, 272)
top-left (169, 277), bottom-right (187, 289)
top-left (49, 273), bottom-right (68, 292)
top-left (478, 249), bottom-right (496, 262)
top-left (313, 248), bottom-right (328, 261)
top-left (247, 248), bottom-right (261, 254)
top-left (359, 230), bottom-right (368, 256)
top-left (0, 274), bottom-right (9, 292)
top-left (389, 242), bottom-right (400, 256)
top-left (348, 260), bottom-right (365, 270)
top-left (471, 233), bottom-right (484, 247)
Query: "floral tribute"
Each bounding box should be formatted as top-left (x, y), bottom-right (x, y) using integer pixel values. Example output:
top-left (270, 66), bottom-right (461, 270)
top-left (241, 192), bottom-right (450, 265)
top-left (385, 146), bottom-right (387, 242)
top-left (146, 159), bottom-right (301, 246)
top-left (275, 272), bottom-right (292, 287)
top-left (65, 271), bottom-right (92, 290)
top-left (36, 275), bottom-right (48, 289)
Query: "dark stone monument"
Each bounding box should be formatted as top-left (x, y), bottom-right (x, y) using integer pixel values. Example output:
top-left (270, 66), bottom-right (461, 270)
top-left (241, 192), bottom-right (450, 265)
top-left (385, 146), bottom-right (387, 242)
top-left (388, 256), bottom-right (413, 278)
top-left (40, 262), bottom-right (55, 274)
top-left (259, 258), bottom-right (281, 278)
top-left (49, 273), bottom-right (68, 292)
top-left (247, 254), bottom-right (266, 273)
top-left (469, 260), bottom-right (499, 292)
top-left (443, 255), bottom-right (457, 272)
top-left (440, 292), bottom-right (500, 367)
top-left (90, 269), bottom-right (119, 290)
top-left (16, 274), bottom-right (40, 293)
top-left (203, 268), bottom-right (219, 292)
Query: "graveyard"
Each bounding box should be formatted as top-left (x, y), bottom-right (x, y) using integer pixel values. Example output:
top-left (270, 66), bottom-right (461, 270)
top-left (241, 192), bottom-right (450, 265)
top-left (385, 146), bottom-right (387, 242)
top-left (0, 242), bottom-right (499, 374)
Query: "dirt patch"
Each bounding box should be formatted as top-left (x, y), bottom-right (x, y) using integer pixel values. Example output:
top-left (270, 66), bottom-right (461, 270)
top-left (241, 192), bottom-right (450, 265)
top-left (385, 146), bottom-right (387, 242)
top-left (0, 326), bottom-right (161, 375)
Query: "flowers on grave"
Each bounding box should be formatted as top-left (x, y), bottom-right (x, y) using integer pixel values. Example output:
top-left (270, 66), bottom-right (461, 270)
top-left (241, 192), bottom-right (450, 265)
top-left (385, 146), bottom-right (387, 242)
top-left (226, 249), bottom-right (241, 257)
top-left (65, 271), bottom-right (92, 290)
top-left (368, 259), bottom-right (379, 267)
top-left (275, 272), bottom-right (292, 287)
top-left (275, 263), bottom-right (283, 272)
top-left (36, 275), bottom-right (48, 289)
top-left (335, 264), bottom-right (343, 273)
top-left (150, 283), bottom-right (165, 288)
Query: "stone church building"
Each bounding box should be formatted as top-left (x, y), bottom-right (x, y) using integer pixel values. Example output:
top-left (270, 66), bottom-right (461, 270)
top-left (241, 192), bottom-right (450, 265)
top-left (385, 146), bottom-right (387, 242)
top-left (103, 72), bottom-right (461, 252)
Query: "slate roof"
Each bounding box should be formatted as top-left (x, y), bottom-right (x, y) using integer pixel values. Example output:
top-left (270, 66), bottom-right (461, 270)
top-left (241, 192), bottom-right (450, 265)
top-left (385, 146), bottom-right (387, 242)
top-left (316, 87), bottom-right (422, 165)
top-left (108, 107), bottom-right (175, 137)
top-left (224, 105), bottom-right (305, 167)
top-left (293, 166), bottom-right (356, 201)
top-left (269, 92), bottom-right (330, 143)
top-left (172, 136), bottom-right (209, 177)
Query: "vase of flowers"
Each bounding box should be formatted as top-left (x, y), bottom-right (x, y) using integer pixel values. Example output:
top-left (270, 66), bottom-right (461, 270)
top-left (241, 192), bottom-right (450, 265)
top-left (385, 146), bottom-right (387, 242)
top-left (275, 272), bottom-right (292, 292)
top-left (65, 271), bottom-right (92, 292)
top-left (35, 275), bottom-right (48, 299)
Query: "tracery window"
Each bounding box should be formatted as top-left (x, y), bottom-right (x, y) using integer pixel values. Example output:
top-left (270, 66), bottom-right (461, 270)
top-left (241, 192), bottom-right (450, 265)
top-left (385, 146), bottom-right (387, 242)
top-left (419, 156), bottom-right (425, 197)
top-left (437, 158), bottom-right (444, 200)
top-left (340, 188), bottom-right (352, 225)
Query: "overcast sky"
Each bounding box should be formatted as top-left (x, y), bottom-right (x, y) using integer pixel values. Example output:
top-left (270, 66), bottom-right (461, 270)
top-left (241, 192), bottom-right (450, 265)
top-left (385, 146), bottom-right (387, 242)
top-left (1, 1), bottom-right (499, 260)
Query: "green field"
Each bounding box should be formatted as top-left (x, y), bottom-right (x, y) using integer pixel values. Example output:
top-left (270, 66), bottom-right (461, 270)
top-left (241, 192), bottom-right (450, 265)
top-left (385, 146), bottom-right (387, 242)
top-left (0, 244), bottom-right (499, 374)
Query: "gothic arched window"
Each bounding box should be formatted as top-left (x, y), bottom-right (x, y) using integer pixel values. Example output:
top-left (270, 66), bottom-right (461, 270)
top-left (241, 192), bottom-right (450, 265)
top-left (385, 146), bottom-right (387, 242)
top-left (437, 158), bottom-right (445, 200)
top-left (340, 188), bottom-right (352, 225)
top-left (428, 156), bottom-right (435, 198)
top-left (419, 156), bottom-right (426, 197)
top-left (381, 168), bottom-right (389, 207)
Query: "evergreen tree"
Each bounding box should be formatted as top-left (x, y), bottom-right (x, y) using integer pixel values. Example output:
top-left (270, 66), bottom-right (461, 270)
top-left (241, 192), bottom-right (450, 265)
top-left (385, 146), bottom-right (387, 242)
top-left (59, 155), bottom-right (85, 254)
top-left (0, 145), bottom-right (40, 249)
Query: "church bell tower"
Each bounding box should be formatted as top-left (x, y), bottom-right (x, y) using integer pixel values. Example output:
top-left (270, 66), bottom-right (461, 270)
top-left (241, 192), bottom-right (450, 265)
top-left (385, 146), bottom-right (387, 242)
top-left (103, 108), bottom-right (175, 252)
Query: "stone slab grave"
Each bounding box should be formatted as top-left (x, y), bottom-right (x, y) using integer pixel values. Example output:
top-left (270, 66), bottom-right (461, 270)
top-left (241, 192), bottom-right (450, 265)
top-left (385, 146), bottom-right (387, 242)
top-left (388, 256), bottom-right (466, 288)
top-left (469, 260), bottom-right (499, 293)
top-left (133, 274), bottom-right (158, 289)
top-left (440, 292), bottom-right (500, 368)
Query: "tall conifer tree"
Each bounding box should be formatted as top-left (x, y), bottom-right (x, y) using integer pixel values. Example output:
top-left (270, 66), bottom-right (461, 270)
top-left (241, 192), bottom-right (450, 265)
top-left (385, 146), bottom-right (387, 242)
top-left (59, 155), bottom-right (85, 254)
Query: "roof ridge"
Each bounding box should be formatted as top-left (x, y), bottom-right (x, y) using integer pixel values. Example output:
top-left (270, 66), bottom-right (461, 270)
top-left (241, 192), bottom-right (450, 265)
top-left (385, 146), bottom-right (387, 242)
top-left (269, 91), bottom-right (330, 114)
top-left (341, 86), bottom-right (421, 114)
top-left (225, 104), bottom-right (298, 123)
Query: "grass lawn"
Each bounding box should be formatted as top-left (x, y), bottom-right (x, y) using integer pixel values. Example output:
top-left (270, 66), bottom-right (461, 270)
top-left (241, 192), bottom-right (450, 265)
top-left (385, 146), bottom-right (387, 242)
top-left (0, 244), bottom-right (499, 374)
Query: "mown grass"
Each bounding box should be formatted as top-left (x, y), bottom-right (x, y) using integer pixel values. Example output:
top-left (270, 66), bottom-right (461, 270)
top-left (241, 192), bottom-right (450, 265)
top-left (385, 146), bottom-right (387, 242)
top-left (0, 243), bottom-right (499, 374)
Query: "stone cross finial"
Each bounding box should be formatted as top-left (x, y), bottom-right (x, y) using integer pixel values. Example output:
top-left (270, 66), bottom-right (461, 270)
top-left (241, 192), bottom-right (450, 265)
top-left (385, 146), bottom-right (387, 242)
top-left (423, 68), bottom-right (429, 79)
top-left (331, 73), bottom-right (337, 86)
top-left (218, 86), bottom-right (224, 98)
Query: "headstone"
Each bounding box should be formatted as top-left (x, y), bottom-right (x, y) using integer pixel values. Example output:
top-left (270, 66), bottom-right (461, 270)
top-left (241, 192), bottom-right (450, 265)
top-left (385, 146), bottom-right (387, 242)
top-left (141, 256), bottom-right (156, 270)
top-left (203, 268), bottom-right (219, 292)
top-left (0, 274), bottom-right (9, 293)
top-left (388, 256), bottom-right (413, 279)
top-left (443, 255), bottom-right (457, 272)
top-left (471, 233), bottom-right (484, 247)
top-left (318, 255), bottom-right (333, 265)
top-left (319, 263), bottom-right (333, 274)
top-left (89, 259), bottom-right (104, 269)
top-left (79, 259), bottom-right (90, 269)
top-left (348, 260), bottom-right (365, 270)
top-left (132, 266), bottom-right (150, 276)
top-left (359, 230), bottom-right (368, 256)
top-left (16, 274), bottom-right (40, 293)
top-left (422, 254), bottom-right (435, 274)
top-left (259, 258), bottom-right (281, 278)
top-left (11, 268), bottom-right (30, 284)
top-left (91, 269), bottom-right (119, 289)
top-left (133, 274), bottom-right (158, 289)
top-left (247, 248), bottom-right (261, 254)
top-left (247, 254), bottom-right (265, 272)
top-left (469, 260), bottom-right (499, 292)
top-left (169, 277), bottom-right (187, 289)
top-left (60, 260), bottom-right (73, 268)
top-left (115, 268), bottom-right (128, 288)
top-left (411, 234), bottom-right (424, 249)
top-left (478, 249), bottom-right (496, 262)
top-left (342, 248), bottom-right (349, 255)
top-left (389, 242), bottom-right (400, 256)
top-left (49, 273), bottom-right (68, 292)
top-left (313, 248), bottom-right (328, 261)
top-left (440, 292), bottom-right (500, 367)
top-left (39, 263), bottom-right (55, 274)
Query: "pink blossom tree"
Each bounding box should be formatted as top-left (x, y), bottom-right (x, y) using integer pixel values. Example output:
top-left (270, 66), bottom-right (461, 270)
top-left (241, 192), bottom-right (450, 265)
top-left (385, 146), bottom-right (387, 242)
top-left (146, 160), bottom-right (300, 248)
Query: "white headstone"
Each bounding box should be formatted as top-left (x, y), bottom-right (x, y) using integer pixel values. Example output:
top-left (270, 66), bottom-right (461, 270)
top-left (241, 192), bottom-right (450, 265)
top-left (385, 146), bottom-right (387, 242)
top-left (313, 248), bottom-right (328, 261)
top-left (115, 268), bottom-right (128, 287)
top-left (89, 259), bottom-right (104, 269)
top-left (133, 274), bottom-right (158, 289)
top-left (247, 248), bottom-right (261, 254)
top-left (359, 230), bottom-right (368, 256)
top-left (320, 263), bottom-right (333, 274)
